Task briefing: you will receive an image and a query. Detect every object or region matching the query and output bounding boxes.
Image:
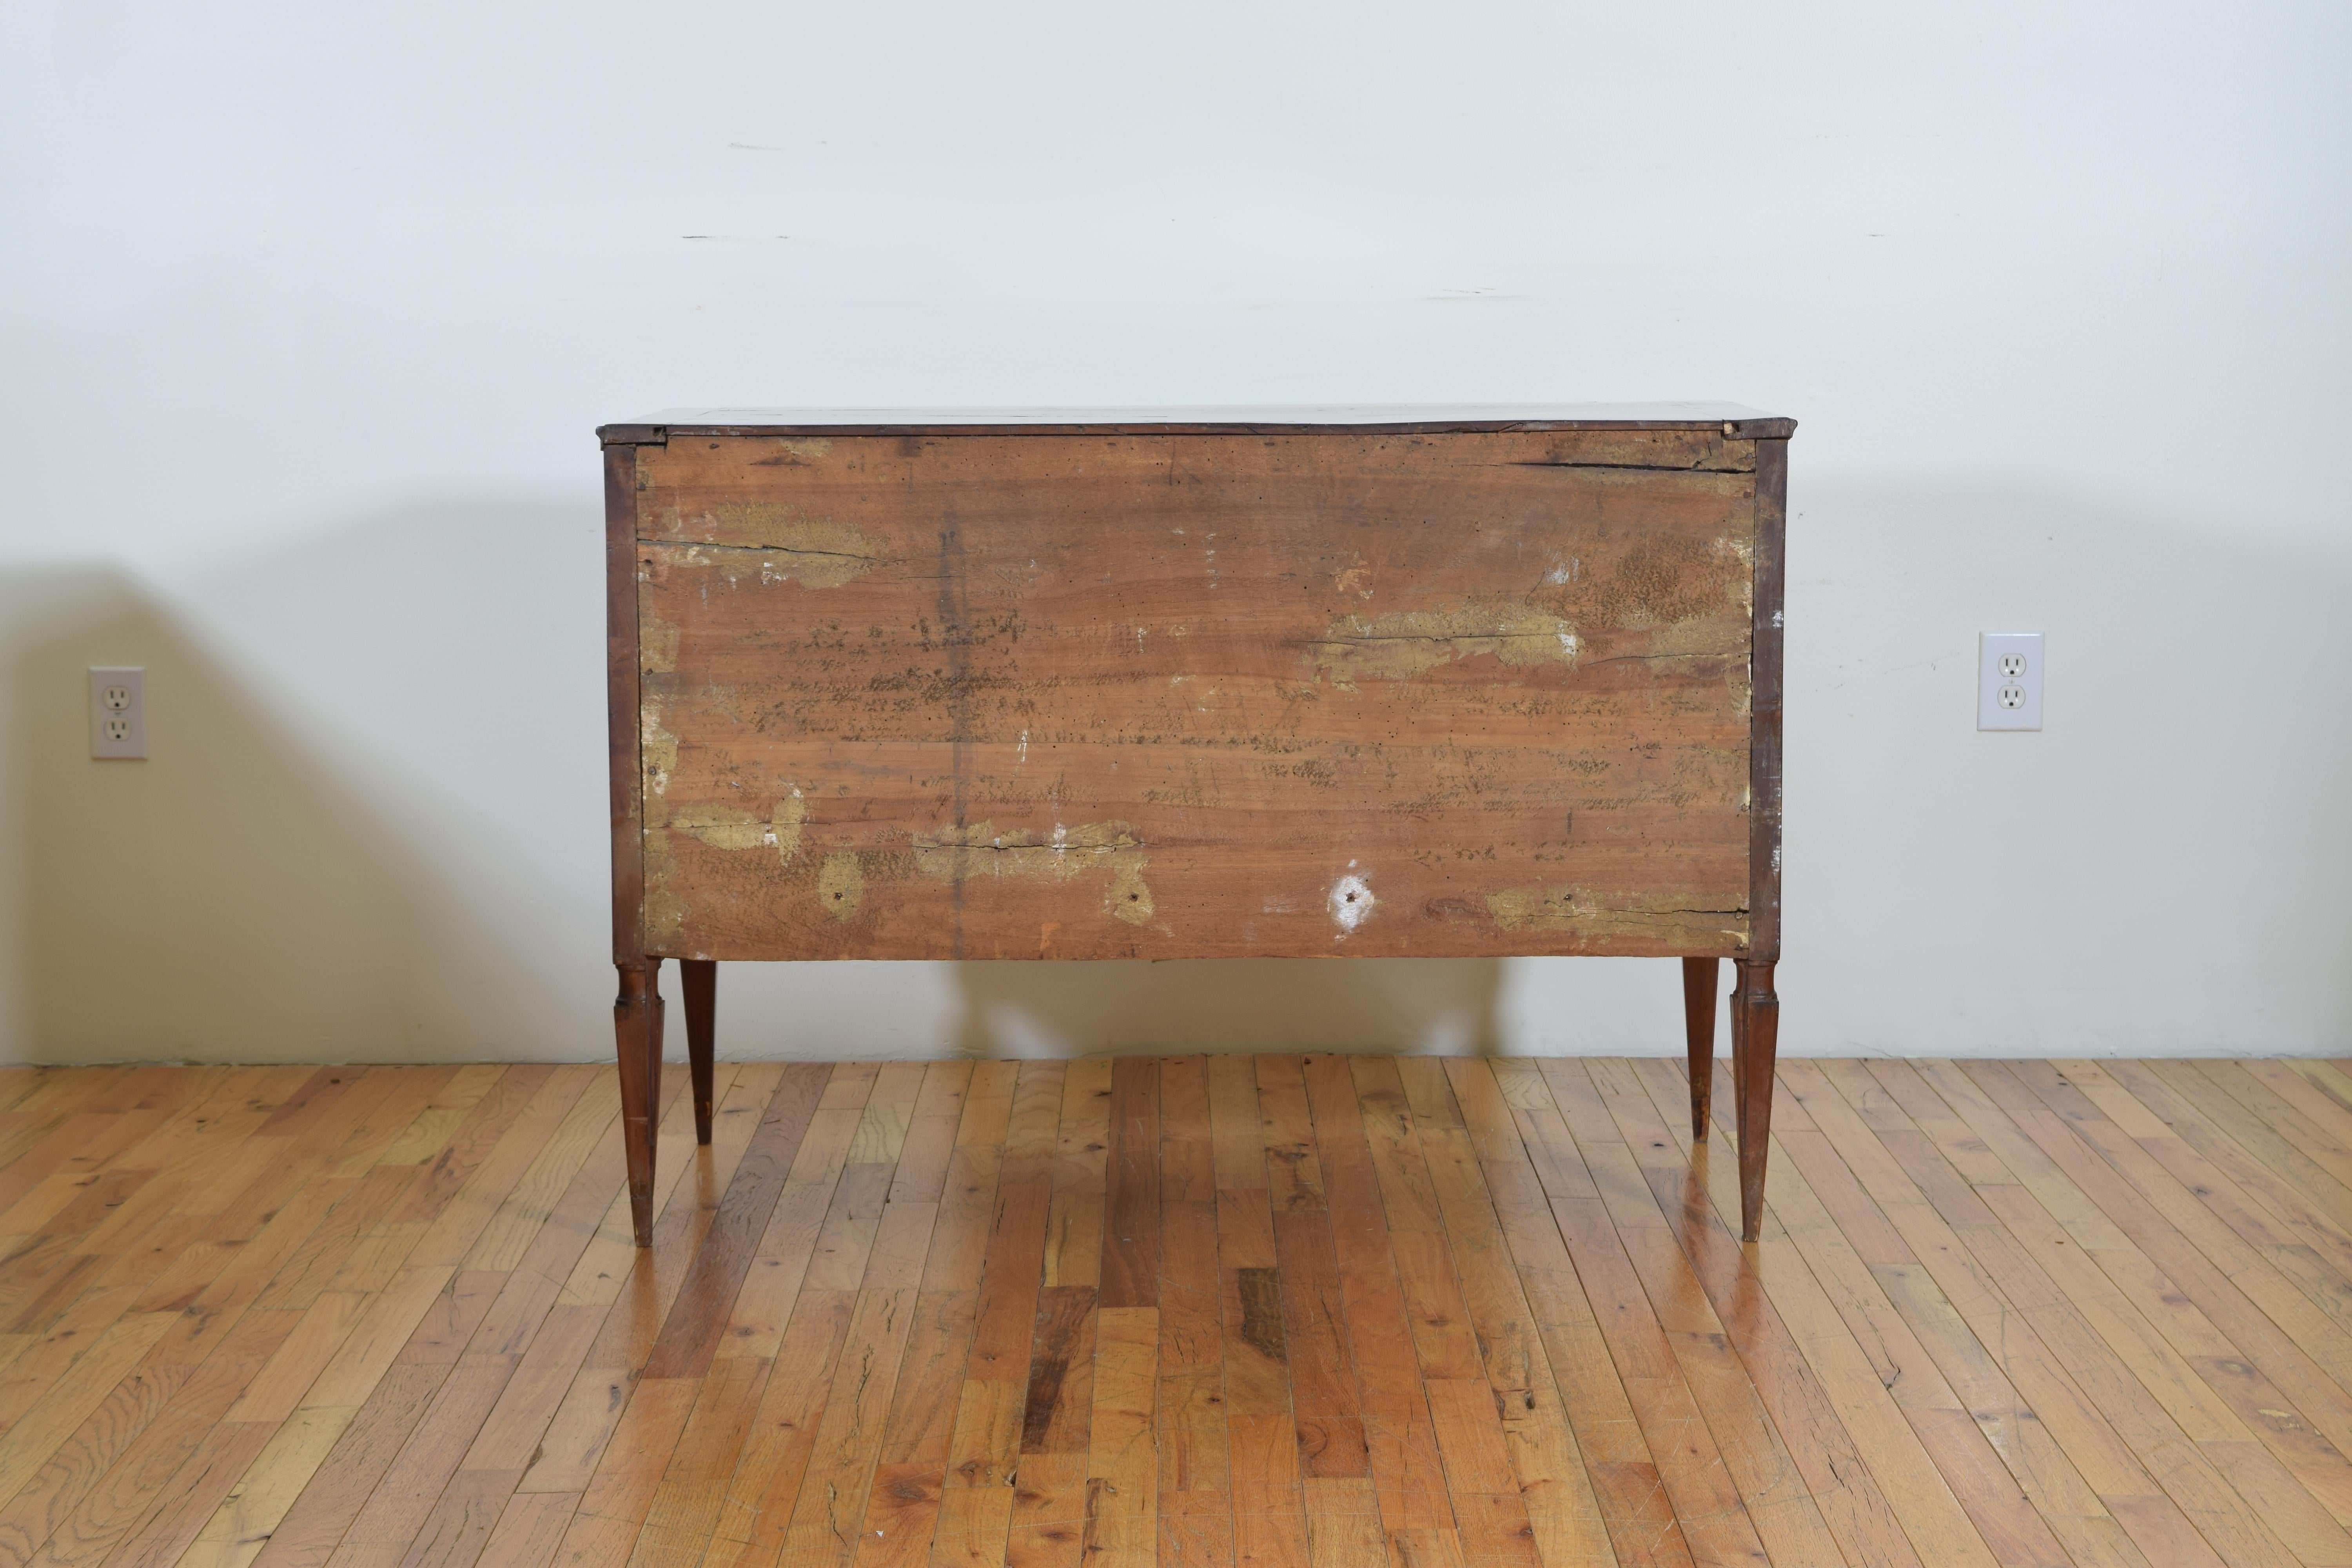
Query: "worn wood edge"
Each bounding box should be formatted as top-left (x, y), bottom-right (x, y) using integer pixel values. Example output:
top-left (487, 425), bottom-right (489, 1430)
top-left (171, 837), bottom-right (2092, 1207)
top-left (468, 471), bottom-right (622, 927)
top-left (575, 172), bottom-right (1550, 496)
top-left (611, 416), bottom-right (1798, 440)
top-left (606, 443), bottom-right (646, 965)
top-left (638, 936), bottom-right (1751, 963)
top-left (1748, 438), bottom-right (1787, 963)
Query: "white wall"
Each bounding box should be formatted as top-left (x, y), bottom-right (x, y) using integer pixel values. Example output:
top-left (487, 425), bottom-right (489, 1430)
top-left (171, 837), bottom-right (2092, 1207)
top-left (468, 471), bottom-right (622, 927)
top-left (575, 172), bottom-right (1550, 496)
top-left (3, 0), bottom-right (2346, 1063)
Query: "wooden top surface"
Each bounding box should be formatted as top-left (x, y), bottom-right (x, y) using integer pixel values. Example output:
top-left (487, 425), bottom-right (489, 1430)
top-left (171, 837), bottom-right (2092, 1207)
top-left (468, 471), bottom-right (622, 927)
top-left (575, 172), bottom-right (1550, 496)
top-left (604, 403), bottom-right (1797, 440)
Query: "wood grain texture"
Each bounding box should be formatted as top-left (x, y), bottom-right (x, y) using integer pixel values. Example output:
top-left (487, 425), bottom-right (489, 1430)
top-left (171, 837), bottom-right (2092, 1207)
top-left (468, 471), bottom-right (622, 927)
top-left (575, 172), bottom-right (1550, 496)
top-left (606, 442), bottom-right (646, 967)
top-left (20, 1054), bottom-right (2352, 1568)
top-left (1744, 438), bottom-right (1785, 965)
top-left (628, 430), bottom-right (1764, 963)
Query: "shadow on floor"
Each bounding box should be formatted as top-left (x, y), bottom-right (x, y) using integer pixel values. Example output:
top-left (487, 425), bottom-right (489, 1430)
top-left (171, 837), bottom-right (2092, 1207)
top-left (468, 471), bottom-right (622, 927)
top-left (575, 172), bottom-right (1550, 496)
top-left (943, 954), bottom-right (1506, 1057)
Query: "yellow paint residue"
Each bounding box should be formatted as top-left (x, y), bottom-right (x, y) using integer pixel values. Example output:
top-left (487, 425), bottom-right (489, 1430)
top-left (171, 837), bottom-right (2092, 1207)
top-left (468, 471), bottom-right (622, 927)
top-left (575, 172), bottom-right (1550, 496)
top-left (1485, 884), bottom-right (1583, 931)
top-left (1486, 884), bottom-right (1747, 946)
top-left (1308, 600), bottom-right (1579, 690)
top-left (641, 707), bottom-right (679, 800)
top-left (653, 505), bottom-right (882, 588)
top-left (818, 854), bottom-right (865, 920)
top-left (668, 809), bottom-right (768, 852)
top-left (660, 788), bottom-right (807, 866)
top-left (1718, 533), bottom-right (1756, 615)
top-left (1107, 860), bottom-right (1154, 926)
top-left (913, 820), bottom-right (1155, 925)
top-left (640, 617), bottom-right (681, 674)
top-left (772, 789), bottom-right (806, 864)
top-left (1644, 617), bottom-right (1742, 657)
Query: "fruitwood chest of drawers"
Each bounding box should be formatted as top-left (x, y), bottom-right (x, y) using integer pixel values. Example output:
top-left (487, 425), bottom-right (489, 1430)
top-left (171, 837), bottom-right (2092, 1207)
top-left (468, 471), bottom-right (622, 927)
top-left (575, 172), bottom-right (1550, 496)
top-left (599, 406), bottom-right (1792, 1242)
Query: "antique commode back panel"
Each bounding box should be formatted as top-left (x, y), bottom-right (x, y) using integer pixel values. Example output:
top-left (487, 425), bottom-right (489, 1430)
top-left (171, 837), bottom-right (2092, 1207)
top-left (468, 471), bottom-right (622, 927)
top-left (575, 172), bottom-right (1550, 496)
top-left (600, 406), bottom-right (1791, 1241)
top-left (610, 410), bottom-right (1786, 964)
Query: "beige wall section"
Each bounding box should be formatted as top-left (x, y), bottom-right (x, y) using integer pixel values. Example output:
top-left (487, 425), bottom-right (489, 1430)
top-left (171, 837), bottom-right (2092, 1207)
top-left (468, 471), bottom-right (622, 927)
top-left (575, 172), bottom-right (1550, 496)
top-left (0, 560), bottom-right (542, 1062)
top-left (2, 0), bottom-right (2348, 1059)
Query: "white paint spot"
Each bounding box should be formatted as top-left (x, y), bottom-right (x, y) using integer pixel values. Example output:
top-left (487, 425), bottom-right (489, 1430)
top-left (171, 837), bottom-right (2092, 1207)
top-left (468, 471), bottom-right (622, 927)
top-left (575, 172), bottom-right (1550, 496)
top-left (1771, 610), bottom-right (1785, 628)
top-left (1329, 874), bottom-right (1374, 934)
top-left (1557, 631), bottom-right (1579, 657)
top-left (1018, 729), bottom-right (1029, 763)
top-left (1544, 559), bottom-right (1573, 585)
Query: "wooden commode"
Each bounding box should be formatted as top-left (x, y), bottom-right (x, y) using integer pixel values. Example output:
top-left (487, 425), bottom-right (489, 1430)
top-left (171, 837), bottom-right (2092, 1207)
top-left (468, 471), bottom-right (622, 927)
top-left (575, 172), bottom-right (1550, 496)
top-left (599, 407), bottom-right (1792, 1243)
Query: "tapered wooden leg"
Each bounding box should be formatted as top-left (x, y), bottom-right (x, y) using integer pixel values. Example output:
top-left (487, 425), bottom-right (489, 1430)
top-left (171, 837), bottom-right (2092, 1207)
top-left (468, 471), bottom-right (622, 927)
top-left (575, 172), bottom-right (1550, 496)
top-left (613, 959), bottom-right (665, 1246)
top-left (1730, 958), bottom-right (1779, 1243)
top-left (681, 959), bottom-right (716, 1145)
top-left (1681, 957), bottom-right (1719, 1138)
top-left (1729, 971), bottom-right (1748, 1137)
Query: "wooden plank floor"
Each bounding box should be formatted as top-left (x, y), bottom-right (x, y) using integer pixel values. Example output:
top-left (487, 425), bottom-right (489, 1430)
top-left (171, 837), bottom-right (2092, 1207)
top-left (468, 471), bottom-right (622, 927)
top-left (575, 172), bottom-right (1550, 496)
top-left (6, 1059), bottom-right (2352, 1567)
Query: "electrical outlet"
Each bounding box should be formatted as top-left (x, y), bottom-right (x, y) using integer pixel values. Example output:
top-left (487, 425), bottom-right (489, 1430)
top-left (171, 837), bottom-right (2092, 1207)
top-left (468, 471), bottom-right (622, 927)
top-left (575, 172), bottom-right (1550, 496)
top-left (1978, 633), bottom-right (2042, 731)
top-left (89, 667), bottom-right (147, 759)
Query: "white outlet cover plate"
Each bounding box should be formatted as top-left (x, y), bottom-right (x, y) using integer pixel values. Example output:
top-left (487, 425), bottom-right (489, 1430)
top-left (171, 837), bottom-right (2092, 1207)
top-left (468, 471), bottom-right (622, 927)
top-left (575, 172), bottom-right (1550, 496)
top-left (1977, 633), bottom-right (2043, 731)
top-left (89, 666), bottom-right (146, 759)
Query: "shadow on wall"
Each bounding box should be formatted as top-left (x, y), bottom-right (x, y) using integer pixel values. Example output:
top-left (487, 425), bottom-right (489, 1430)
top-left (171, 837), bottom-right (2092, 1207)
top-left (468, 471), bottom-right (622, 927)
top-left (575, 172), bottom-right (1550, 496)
top-left (0, 565), bottom-right (533, 1061)
top-left (5, 476), bottom-right (2347, 1063)
top-left (0, 521), bottom-right (1521, 1064)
